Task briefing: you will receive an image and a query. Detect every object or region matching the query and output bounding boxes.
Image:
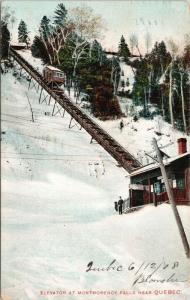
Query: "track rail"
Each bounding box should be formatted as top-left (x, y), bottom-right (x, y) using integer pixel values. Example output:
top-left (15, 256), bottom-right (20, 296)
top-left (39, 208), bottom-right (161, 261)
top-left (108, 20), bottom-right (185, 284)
top-left (9, 47), bottom-right (142, 173)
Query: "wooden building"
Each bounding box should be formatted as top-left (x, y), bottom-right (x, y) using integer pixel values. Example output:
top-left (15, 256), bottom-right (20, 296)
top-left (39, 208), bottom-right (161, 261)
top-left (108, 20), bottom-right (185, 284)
top-left (11, 43), bottom-right (27, 50)
top-left (43, 66), bottom-right (65, 86)
top-left (129, 138), bottom-right (190, 207)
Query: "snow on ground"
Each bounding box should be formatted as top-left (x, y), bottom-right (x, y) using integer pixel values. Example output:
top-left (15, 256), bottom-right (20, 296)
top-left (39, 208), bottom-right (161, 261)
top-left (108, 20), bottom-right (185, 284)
top-left (16, 49), bottom-right (45, 74)
top-left (16, 49), bottom-right (190, 166)
top-left (67, 89), bottom-right (190, 165)
top-left (1, 61), bottom-right (190, 300)
top-left (118, 60), bottom-right (135, 93)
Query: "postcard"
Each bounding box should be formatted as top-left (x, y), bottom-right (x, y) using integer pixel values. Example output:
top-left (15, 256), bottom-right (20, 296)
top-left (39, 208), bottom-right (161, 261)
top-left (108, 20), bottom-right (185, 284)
top-left (1, 1), bottom-right (190, 299)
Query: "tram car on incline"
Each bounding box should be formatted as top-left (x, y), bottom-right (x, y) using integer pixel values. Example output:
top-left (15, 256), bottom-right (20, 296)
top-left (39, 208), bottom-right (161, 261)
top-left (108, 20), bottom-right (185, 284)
top-left (43, 65), bottom-right (65, 87)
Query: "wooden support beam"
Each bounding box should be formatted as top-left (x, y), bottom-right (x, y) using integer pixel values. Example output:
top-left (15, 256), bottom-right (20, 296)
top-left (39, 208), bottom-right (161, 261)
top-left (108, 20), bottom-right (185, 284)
top-left (9, 48), bottom-right (142, 174)
top-left (19, 67), bottom-right (22, 77)
top-left (54, 105), bottom-right (64, 117)
top-left (26, 93), bottom-right (34, 122)
top-left (41, 94), bottom-right (49, 105)
top-left (48, 95), bottom-right (51, 105)
top-left (30, 81), bottom-right (39, 92)
top-left (39, 87), bottom-right (43, 103)
top-left (52, 101), bottom-right (56, 116)
top-left (69, 117), bottom-right (73, 128)
top-left (28, 77), bottom-right (32, 90)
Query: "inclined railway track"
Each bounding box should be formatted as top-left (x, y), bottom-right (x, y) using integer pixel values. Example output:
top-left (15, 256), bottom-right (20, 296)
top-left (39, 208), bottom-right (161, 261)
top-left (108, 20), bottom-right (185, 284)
top-left (9, 47), bottom-right (141, 173)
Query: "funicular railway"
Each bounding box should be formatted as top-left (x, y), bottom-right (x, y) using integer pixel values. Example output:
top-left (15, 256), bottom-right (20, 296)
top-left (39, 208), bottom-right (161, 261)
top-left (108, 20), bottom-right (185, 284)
top-left (9, 47), bottom-right (142, 173)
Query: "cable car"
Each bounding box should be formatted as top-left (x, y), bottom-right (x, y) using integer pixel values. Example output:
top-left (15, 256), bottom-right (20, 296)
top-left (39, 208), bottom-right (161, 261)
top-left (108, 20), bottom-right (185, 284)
top-left (43, 65), bottom-right (65, 87)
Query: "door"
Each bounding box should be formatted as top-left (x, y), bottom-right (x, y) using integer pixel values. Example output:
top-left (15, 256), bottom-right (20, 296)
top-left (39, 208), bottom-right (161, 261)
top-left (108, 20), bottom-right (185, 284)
top-left (132, 190), bottom-right (144, 207)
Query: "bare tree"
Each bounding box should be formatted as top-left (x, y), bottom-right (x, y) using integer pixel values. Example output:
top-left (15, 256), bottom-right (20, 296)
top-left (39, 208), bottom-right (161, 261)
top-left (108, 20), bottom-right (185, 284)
top-left (68, 6), bottom-right (105, 77)
top-left (129, 34), bottom-right (137, 55)
top-left (2, 6), bottom-right (12, 24)
top-left (145, 32), bottom-right (151, 54)
top-left (1, 6), bottom-right (16, 56)
top-left (129, 34), bottom-right (141, 57)
top-left (111, 57), bottom-right (120, 95)
top-left (167, 39), bottom-right (179, 128)
top-left (179, 40), bottom-right (190, 134)
top-left (39, 20), bottom-right (74, 66)
top-left (179, 68), bottom-right (187, 134)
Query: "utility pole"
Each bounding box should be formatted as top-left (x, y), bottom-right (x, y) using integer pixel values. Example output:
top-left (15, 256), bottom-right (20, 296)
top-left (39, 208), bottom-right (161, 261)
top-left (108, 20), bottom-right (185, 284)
top-left (153, 138), bottom-right (190, 258)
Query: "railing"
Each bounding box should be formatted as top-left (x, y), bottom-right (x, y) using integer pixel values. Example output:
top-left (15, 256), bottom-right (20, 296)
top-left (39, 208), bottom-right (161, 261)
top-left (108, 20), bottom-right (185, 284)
top-left (123, 198), bottom-right (130, 211)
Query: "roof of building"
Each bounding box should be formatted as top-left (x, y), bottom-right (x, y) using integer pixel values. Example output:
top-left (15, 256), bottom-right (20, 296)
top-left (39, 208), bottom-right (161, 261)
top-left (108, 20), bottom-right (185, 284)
top-left (130, 152), bottom-right (190, 177)
top-left (45, 65), bottom-right (63, 72)
top-left (11, 43), bottom-right (26, 46)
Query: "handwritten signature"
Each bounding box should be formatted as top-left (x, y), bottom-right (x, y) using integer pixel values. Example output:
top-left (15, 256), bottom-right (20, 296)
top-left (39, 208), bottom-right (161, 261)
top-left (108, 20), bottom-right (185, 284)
top-left (85, 259), bottom-right (187, 286)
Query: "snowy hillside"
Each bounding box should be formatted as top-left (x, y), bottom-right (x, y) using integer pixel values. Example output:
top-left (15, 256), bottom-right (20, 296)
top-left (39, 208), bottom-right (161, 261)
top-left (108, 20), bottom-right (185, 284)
top-left (16, 49), bottom-right (190, 166)
top-left (1, 61), bottom-right (190, 300)
top-left (118, 59), bottom-right (135, 93)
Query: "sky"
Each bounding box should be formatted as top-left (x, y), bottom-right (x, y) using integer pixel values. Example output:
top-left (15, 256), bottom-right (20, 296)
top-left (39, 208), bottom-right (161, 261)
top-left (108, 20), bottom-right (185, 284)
top-left (2, 0), bottom-right (190, 53)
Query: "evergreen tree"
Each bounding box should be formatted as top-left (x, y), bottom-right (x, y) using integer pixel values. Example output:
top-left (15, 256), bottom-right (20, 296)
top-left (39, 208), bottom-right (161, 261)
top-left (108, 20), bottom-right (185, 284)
top-left (90, 40), bottom-right (107, 65)
top-left (118, 35), bottom-right (131, 60)
top-left (31, 36), bottom-right (50, 64)
top-left (54, 3), bottom-right (67, 26)
top-left (18, 20), bottom-right (29, 43)
top-left (40, 16), bottom-right (51, 40)
top-left (0, 21), bottom-right (10, 59)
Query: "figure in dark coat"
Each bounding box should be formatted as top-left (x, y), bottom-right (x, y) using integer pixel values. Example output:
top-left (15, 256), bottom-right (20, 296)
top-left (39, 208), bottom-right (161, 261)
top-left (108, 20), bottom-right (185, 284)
top-left (118, 196), bottom-right (124, 215)
top-left (120, 120), bottom-right (124, 131)
top-left (114, 201), bottom-right (118, 212)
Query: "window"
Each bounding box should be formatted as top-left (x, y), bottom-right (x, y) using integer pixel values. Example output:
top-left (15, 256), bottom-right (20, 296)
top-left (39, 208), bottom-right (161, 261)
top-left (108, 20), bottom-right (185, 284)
top-left (176, 177), bottom-right (185, 189)
top-left (161, 183), bottom-right (166, 192)
top-left (55, 72), bottom-right (64, 78)
top-left (154, 182), bottom-right (161, 194)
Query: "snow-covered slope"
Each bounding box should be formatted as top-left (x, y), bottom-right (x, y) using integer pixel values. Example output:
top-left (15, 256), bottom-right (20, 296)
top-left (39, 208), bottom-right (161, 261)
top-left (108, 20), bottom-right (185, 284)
top-left (69, 89), bottom-right (190, 165)
top-left (118, 60), bottom-right (135, 93)
top-left (16, 48), bottom-right (44, 73)
top-left (1, 63), bottom-right (190, 300)
top-left (16, 49), bottom-right (190, 166)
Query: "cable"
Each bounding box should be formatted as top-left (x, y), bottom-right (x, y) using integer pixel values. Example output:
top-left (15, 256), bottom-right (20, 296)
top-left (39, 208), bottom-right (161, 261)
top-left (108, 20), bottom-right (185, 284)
top-left (2, 156), bottom-right (111, 162)
top-left (1, 151), bottom-right (109, 158)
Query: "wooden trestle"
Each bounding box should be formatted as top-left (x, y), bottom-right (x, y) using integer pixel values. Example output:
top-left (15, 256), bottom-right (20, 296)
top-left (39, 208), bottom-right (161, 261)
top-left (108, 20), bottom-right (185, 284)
top-left (10, 47), bottom-right (142, 173)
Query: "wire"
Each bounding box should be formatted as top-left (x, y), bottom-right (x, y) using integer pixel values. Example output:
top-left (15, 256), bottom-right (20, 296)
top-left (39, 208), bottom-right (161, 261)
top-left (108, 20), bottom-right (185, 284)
top-left (2, 156), bottom-right (111, 162)
top-left (1, 151), bottom-right (109, 158)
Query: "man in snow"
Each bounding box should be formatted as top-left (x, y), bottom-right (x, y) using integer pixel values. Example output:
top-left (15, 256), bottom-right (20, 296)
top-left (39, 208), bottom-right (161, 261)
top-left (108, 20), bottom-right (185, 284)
top-left (119, 120), bottom-right (124, 131)
top-left (118, 196), bottom-right (124, 215)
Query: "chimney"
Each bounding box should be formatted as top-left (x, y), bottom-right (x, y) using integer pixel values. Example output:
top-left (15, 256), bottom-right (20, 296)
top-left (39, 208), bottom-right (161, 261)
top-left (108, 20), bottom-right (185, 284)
top-left (177, 138), bottom-right (187, 155)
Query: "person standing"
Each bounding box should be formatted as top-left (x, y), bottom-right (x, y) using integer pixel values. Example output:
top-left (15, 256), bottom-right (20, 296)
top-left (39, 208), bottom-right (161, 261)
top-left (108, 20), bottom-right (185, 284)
top-left (118, 196), bottom-right (124, 215)
top-left (119, 120), bottom-right (124, 132)
top-left (114, 201), bottom-right (118, 212)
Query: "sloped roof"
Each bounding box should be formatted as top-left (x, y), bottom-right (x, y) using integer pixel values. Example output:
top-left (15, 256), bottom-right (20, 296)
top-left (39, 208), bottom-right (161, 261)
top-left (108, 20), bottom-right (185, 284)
top-left (130, 152), bottom-right (190, 177)
top-left (45, 65), bottom-right (63, 72)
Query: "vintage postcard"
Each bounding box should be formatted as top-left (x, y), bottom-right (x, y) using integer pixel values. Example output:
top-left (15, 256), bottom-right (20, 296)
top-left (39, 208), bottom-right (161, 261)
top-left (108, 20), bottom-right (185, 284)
top-left (1, 0), bottom-right (190, 299)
